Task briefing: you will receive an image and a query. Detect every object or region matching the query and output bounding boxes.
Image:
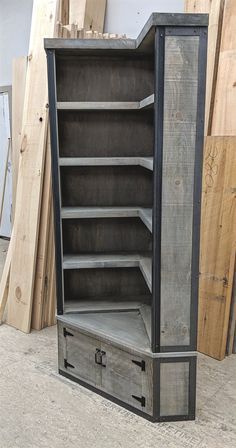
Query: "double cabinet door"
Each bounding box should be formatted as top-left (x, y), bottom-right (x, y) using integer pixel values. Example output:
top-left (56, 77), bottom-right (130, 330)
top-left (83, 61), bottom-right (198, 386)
top-left (59, 323), bottom-right (153, 415)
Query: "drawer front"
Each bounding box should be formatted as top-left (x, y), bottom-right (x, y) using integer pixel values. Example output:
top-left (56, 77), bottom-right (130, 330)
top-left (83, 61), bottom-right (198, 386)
top-left (58, 323), bottom-right (153, 416)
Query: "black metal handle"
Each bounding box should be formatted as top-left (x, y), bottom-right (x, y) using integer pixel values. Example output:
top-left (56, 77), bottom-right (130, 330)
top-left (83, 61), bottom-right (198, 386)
top-left (95, 348), bottom-right (106, 367)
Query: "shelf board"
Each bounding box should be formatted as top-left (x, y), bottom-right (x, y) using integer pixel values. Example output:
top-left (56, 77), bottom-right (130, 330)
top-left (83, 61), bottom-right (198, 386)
top-left (63, 253), bottom-right (152, 292)
top-left (61, 206), bottom-right (152, 232)
top-left (57, 94), bottom-right (154, 111)
top-left (59, 156), bottom-right (153, 171)
top-left (64, 297), bottom-right (150, 314)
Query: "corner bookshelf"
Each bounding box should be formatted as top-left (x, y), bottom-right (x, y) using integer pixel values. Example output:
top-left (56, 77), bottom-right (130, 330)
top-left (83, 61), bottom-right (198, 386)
top-left (45, 13), bottom-right (208, 421)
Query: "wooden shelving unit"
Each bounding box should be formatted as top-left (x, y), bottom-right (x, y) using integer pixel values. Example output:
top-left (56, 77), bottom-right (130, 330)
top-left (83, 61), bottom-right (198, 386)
top-left (45, 13), bottom-right (208, 421)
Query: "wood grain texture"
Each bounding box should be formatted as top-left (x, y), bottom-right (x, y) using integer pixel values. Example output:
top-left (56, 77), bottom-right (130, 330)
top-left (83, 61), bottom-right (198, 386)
top-left (69, 0), bottom-right (106, 32)
top-left (184, 0), bottom-right (212, 13)
top-left (211, 0), bottom-right (236, 135)
top-left (7, 0), bottom-right (57, 333)
top-left (226, 255), bottom-right (236, 355)
top-left (185, 0), bottom-right (225, 135)
top-left (198, 137), bottom-right (236, 360)
top-left (31, 133), bottom-right (52, 330)
top-left (160, 36), bottom-right (199, 347)
top-left (11, 57), bottom-right (27, 219)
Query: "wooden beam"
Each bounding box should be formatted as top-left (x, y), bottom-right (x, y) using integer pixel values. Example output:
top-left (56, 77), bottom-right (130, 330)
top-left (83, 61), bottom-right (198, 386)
top-left (58, 0), bottom-right (69, 25)
top-left (198, 137), bottom-right (236, 360)
top-left (69, 0), bottom-right (107, 32)
top-left (7, 0), bottom-right (58, 334)
top-left (185, 0), bottom-right (225, 135)
top-left (11, 56), bottom-right (28, 220)
top-left (184, 0), bottom-right (212, 13)
top-left (31, 131), bottom-right (52, 330)
top-left (211, 0), bottom-right (236, 135)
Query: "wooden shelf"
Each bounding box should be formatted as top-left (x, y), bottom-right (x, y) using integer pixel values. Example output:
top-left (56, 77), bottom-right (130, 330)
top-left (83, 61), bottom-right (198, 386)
top-left (63, 253), bottom-right (152, 292)
top-left (57, 94), bottom-right (154, 111)
top-left (59, 157), bottom-right (153, 171)
top-left (61, 207), bottom-right (152, 232)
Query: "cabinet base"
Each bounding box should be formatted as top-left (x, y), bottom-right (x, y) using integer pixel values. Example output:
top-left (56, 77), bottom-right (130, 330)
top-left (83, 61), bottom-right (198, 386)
top-left (58, 319), bottom-right (196, 422)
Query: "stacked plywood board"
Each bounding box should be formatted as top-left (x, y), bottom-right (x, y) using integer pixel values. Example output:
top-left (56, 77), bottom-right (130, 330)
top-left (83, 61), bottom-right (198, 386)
top-left (0, 0), bottom-right (108, 331)
top-left (185, 0), bottom-right (236, 359)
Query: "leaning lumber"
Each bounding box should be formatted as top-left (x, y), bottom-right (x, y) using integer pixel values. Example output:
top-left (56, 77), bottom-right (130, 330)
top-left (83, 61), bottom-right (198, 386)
top-left (198, 136), bottom-right (236, 360)
top-left (185, 0), bottom-right (225, 135)
top-left (7, 0), bottom-right (58, 334)
top-left (11, 57), bottom-right (28, 220)
top-left (69, 0), bottom-right (106, 32)
top-left (31, 131), bottom-right (52, 330)
top-left (211, 0), bottom-right (236, 135)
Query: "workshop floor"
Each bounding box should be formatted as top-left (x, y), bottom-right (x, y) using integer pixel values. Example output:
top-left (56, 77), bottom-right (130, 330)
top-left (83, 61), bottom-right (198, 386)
top-left (1, 238), bottom-right (236, 448)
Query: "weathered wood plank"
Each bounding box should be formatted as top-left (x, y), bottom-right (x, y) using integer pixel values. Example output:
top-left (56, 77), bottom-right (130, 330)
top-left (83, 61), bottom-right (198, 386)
top-left (69, 0), bottom-right (106, 32)
top-left (198, 137), bottom-right (236, 359)
top-left (160, 361), bottom-right (189, 416)
top-left (160, 35), bottom-right (199, 347)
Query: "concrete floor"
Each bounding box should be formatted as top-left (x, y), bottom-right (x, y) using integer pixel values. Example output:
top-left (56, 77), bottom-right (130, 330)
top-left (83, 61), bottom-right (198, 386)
top-left (0, 238), bottom-right (236, 448)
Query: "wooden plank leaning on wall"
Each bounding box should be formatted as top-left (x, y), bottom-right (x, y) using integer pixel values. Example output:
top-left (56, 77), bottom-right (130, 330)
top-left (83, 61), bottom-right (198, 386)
top-left (198, 137), bottom-right (236, 360)
top-left (7, 0), bottom-right (58, 334)
top-left (12, 57), bottom-right (28, 220)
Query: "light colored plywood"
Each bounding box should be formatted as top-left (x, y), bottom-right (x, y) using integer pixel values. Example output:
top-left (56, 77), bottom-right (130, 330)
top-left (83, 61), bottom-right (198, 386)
top-left (12, 57), bottom-right (27, 219)
top-left (198, 137), bottom-right (236, 360)
top-left (211, 0), bottom-right (236, 135)
top-left (7, 0), bottom-right (58, 334)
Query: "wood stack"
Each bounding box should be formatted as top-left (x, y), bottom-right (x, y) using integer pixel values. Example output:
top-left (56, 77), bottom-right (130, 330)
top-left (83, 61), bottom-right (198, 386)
top-left (185, 0), bottom-right (236, 359)
top-left (0, 0), bottom-right (110, 332)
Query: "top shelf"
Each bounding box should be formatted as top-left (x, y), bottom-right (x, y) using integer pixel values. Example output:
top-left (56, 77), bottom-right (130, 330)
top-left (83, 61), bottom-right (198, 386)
top-left (57, 94), bottom-right (154, 111)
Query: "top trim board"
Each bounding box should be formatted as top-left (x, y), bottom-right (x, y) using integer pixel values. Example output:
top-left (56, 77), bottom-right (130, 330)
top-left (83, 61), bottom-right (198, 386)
top-left (44, 13), bottom-right (208, 51)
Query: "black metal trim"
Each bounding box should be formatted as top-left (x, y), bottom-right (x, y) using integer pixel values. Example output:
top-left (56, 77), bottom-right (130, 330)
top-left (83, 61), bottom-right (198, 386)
top-left (152, 26), bottom-right (165, 353)
top-left (132, 359), bottom-right (146, 371)
top-left (190, 27), bottom-right (208, 350)
top-left (153, 27), bottom-right (208, 353)
top-left (46, 50), bottom-right (64, 315)
top-left (157, 356), bottom-right (197, 421)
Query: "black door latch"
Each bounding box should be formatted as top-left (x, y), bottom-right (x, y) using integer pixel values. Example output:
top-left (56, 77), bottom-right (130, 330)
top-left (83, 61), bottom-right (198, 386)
top-left (95, 348), bottom-right (106, 367)
top-left (64, 359), bottom-right (75, 369)
top-left (63, 328), bottom-right (74, 337)
top-left (132, 359), bottom-right (145, 371)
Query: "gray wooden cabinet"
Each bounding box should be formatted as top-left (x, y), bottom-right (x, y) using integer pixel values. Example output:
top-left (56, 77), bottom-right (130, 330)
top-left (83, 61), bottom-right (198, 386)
top-left (45, 13), bottom-right (208, 421)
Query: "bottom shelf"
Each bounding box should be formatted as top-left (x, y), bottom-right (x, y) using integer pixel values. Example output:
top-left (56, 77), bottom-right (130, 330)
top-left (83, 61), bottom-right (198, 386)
top-left (61, 306), bottom-right (151, 352)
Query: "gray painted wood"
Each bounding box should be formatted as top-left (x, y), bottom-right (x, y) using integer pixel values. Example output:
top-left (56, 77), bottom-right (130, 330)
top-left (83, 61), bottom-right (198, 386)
top-left (59, 157), bottom-right (153, 171)
top-left (63, 253), bottom-right (152, 292)
top-left (58, 110), bottom-right (153, 158)
top-left (56, 55), bottom-right (153, 103)
top-left (62, 310), bottom-right (151, 351)
top-left (44, 12), bottom-right (208, 51)
top-left (160, 362), bottom-right (189, 417)
top-left (60, 166), bottom-right (152, 208)
top-left (139, 305), bottom-right (151, 342)
top-left (61, 206), bottom-right (152, 231)
top-left (62, 218), bottom-right (152, 254)
top-left (64, 299), bottom-right (144, 314)
top-left (64, 268), bottom-right (151, 303)
top-left (57, 95), bottom-right (154, 111)
top-left (160, 36), bottom-right (199, 347)
top-left (63, 325), bottom-right (102, 387)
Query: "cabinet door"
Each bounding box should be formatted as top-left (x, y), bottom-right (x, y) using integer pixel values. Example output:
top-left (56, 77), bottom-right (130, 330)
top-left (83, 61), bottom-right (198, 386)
top-left (101, 343), bottom-right (152, 414)
top-left (63, 327), bottom-right (102, 388)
